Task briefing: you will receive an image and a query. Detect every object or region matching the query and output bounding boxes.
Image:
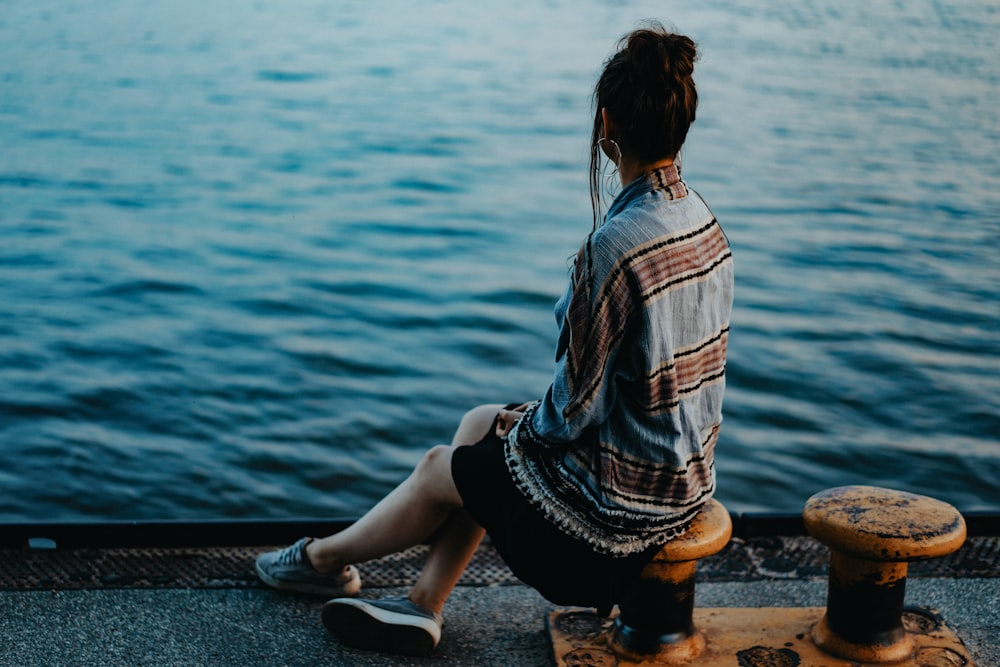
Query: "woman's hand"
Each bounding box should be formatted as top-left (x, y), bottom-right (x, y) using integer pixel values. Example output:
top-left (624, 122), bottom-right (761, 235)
top-left (495, 402), bottom-right (534, 438)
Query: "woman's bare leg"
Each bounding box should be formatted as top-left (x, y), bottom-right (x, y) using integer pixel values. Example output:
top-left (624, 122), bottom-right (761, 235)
top-left (305, 404), bottom-right (504, 612)
top-left (409, 510), bottom-right (484, 612)
top-left (407, 404), bottom-right (502, 611)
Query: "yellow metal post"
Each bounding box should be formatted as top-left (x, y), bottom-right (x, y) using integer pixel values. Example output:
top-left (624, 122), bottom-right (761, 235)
top-left (803, 485), bottom-right (967, 663)
top-left (607, 499), bottom-right (732, 663)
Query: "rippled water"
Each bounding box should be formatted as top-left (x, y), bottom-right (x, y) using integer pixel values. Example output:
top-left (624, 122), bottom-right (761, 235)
top-left (1, 0), bottom-right (997, 521)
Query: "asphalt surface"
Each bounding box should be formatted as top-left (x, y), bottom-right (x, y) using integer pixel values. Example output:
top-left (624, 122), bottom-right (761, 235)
top-left (1, 552), bottom-right (996, 666)
top-left (1, 579), bottom-right (997, 666)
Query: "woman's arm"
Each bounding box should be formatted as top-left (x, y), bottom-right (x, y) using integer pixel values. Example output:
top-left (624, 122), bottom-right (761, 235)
top-left (511, 230), bottom-right (637, 447)
top-left (494, 402), bottom-right (535, 438)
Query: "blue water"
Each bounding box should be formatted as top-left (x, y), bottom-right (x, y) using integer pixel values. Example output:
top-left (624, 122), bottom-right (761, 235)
top-left (1, 0), bottom-right (998, 522)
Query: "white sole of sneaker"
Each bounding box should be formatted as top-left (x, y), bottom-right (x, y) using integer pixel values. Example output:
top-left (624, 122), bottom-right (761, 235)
top-left (321, 598), bottom-right (440, 657)
top-left (255, 561), bottom-right (361, 597)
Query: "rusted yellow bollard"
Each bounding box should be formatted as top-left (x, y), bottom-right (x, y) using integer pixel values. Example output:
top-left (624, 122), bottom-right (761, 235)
top-left (803, 485), bottom-right (967, 664)
top-left (608, 499), bottom-right (732, 664)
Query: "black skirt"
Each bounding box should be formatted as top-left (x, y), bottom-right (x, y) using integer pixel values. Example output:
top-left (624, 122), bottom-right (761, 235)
top-left (450, 409), bottom-right (660, 614)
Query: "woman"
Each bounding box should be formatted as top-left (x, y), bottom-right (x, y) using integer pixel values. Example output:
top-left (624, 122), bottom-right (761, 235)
top-left (256, 22), bottom-right (733, 658)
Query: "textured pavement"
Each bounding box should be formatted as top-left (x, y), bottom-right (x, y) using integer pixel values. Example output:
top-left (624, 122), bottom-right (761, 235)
top-left (1, 536), bottom-right (996, 666)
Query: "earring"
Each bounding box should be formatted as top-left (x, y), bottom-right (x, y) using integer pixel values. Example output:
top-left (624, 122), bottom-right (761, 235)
top-left (598, 137), bottom-right (622, 168)
top-left (598, 137), bottom-right (622, 200)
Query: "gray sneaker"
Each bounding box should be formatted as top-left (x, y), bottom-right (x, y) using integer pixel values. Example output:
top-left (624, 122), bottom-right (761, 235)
top-left (321, 596), bottom-right (443, 657)
top-left (255, 537), bottom-right (361, 597)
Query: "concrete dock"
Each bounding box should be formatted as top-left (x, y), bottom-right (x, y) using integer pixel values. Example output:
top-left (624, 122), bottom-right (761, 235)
top-left (1, 531), bottom-right (997, 666)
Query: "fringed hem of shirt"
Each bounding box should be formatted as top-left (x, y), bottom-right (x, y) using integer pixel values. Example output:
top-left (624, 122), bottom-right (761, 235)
top-left (503, 406), bottom-right (714, 557)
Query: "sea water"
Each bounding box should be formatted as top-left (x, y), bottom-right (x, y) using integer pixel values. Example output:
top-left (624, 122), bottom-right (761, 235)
top-left (1, 0), bottom-right (997, 521)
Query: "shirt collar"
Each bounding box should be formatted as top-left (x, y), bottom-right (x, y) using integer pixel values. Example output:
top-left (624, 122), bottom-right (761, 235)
top-left (605, 163), bottom-right (688, 220)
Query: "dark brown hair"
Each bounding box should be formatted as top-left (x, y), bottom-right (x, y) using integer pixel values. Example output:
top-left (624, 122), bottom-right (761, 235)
top-left (589, 22), bottom-right (699, 225)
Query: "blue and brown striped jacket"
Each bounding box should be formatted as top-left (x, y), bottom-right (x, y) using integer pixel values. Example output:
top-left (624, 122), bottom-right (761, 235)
top-left (505, 163), bottom-right (734, 556)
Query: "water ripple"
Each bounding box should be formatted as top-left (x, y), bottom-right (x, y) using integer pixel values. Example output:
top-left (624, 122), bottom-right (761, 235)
top-left (92, 280), bottom-right (204, 298)
top-left (256, 70), bottom-right (326, 83)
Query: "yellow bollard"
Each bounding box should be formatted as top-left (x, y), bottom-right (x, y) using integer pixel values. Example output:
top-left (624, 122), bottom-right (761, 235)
top-left (608, 499), bottom-right (732, 663)
top-left (803, 485), bottom-right (967, 663)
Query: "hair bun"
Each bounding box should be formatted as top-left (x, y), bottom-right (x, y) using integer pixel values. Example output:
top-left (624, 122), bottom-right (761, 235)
top-left (625, 25), bottom-right (697, 91)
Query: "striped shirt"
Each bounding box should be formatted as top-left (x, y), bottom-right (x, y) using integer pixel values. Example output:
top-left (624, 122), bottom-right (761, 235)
top-left (505, 163), bottom-right (734, 556)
